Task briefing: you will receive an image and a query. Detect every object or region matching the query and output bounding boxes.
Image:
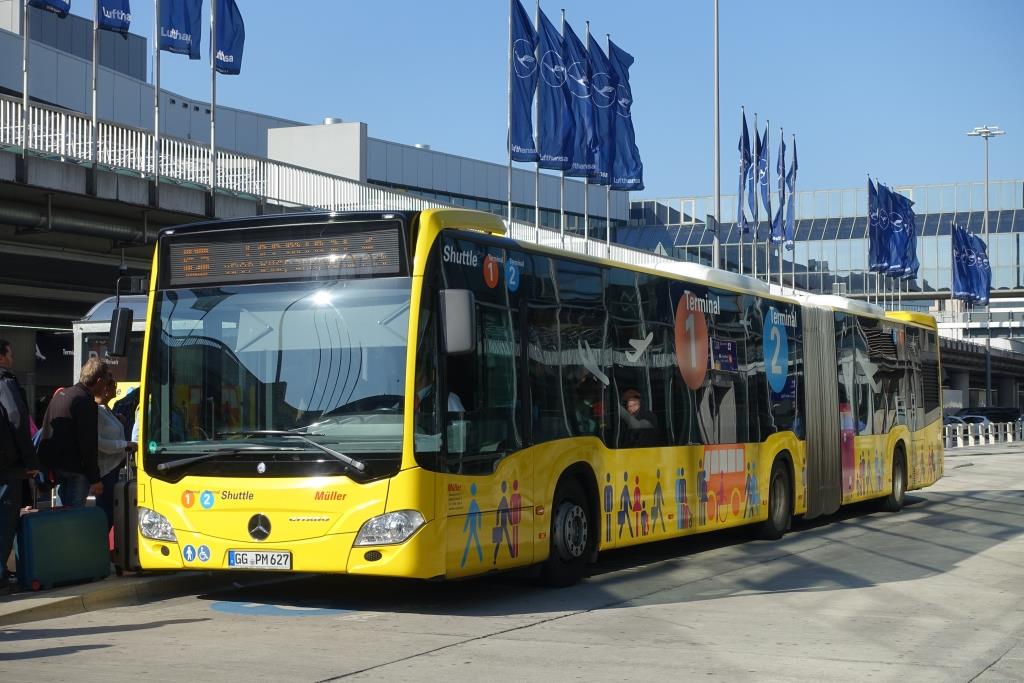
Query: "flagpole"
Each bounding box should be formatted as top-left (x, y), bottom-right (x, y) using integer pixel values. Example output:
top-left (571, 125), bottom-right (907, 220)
top-left (739, 106), bottom-right (745, 276)
top-left (506, 0), bottom-right (513, 223)
top-left (153, 0), bottom-right (161, 186)
top-left (712, 0), bottom-right (720, 270)
top-left (559, 9), bottom-right (566, 246)
top-left (20, 0), bottom-right (29, 162)
top-left (605, 186), bottom-right (610, 250)
top-left (534, 0), bottom-right (540, 240)
top-left (210, 0), bottom-right (218, 193)
top-left (583, 20), bottom-right (590, 243)
top-left (777, 126), bottom-right (784, 287)
top-left (752, 112), bottom-right (758, 280)
top-left (765, 120), bottom-right (772, 284)
top-left (91, 2), bottom-right (99, 172)
top-left (606, 32), bottom-right (611, 253)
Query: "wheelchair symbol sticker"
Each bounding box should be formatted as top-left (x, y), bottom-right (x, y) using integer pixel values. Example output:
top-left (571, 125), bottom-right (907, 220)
top-left (197, 545), bottom-right (211, 563)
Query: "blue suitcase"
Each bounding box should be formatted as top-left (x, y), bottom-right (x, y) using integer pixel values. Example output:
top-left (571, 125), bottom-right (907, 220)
top-left (16, 506), bottom-right (110, 591)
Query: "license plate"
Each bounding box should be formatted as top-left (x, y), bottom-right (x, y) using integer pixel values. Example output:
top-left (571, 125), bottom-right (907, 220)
top-left (227, 550), bottom-right (292, 570)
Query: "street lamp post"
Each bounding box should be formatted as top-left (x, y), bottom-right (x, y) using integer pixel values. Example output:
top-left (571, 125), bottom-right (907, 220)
top-left (966, 124), bottom-right (1005, 408)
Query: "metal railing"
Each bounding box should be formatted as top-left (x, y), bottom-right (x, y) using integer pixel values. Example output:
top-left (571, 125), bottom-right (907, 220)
top-left (640, 178), bottom-right (1024, 226)
top-left (0, 93), bottom-right (677, 273)
top-left (944, 421), bottom-right (1024, 448)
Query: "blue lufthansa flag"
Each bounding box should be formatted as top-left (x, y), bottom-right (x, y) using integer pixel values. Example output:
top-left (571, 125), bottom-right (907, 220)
top-left (98, 0), bottom-right (131, 36)
top-left (887, 189), bottom-right (910, 276)
top-left (160, 0), bottom-right (202, 59)
top-left (951, 225), bottom-right (971, 301)
top-left (29, 0), bottom-right (70, 18)
top-left (562, 21), bottom-right (596, 177)
top-left (874, 182), bottom-right (893, 272)
top-left (757, 125), bottom-right (772, 238)
top-left (536, 8), bottom-right (573, 171)
top-left (215, 0), bottom-right (245, 75)
top-left (748, 127), bottom-right (760, 235)
top-left (784, 136), bottom-right (797, 248)
top-left (509, 0), bottom-right (538, 163)
top-left (901, 196), bottom-right (919, 280)
top-left (771, 133), bottom-right (785, 243)
top-left (586, 34), bottom-right (614, 185)
top-left (868, 179), bottom-right (880, 271)
top-left (736, 111), bottom-right (751, 233)
top-left (969, 233), bottom-right (992, 305)
top-left (607, 39), bottom-right (643, 191)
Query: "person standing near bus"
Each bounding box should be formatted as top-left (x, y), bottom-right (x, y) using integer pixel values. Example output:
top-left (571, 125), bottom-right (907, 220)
top-left (0, 340), bottom-right (40, 594)
top-left (95, 373), bottom-right (137, 529)
top-left (37, 359), bottom-right (107, 507)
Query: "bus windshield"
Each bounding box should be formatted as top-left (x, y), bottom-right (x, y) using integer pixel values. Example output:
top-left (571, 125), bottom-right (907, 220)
top-left (144, 277), bottom-right (412, 480)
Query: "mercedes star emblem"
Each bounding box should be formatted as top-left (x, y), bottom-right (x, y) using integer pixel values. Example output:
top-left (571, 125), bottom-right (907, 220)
top-left (256, 461), bottom-right (267, 474)
top-left (247, 514), bottom-right (271, 541)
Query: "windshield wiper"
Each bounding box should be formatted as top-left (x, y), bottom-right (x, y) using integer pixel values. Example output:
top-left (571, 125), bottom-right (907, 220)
top-left (216, 430), bottom-right (367, 473)
top-left (156, 446), bottom-right (268, 472)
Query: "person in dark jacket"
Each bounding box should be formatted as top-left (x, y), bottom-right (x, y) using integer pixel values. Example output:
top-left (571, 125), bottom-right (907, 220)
top-left (0, 340), bottom-right (40, 594)
top-left (37, 358), bottom-right (109, 508)
top-left (618, 388), bottom-right (659, 448)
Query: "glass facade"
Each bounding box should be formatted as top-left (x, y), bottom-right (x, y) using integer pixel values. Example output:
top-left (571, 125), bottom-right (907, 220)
top-left (627, 179), bottom-right (1024, 298)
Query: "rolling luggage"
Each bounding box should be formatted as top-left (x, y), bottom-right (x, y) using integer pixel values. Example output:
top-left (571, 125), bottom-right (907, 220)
top-left (17, 505), bottom-right (110, 591)
top-left (112, 466), bottom-right (140, 573)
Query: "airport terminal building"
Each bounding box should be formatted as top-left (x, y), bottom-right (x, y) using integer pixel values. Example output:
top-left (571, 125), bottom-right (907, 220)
top-left (0, 4), bottom-right (1021, 411)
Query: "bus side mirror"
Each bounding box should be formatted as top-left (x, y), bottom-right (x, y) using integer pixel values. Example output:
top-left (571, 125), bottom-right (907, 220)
top-left (108, 307), bottom-right (133, 357)
top-left (440, 289), bottom-right (475, 355)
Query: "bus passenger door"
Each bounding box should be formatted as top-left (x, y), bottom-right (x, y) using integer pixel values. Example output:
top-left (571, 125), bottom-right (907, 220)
top-left (439, 294), bottom-right (533, 578)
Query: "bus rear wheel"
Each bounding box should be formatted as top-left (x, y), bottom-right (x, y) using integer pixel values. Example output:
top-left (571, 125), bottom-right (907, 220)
top-left (756, 460), bottom-right (791, 540)
top-left (540, 478), bottom-right (591, 587)
top-left (881, 450), bottom-right (907, 512)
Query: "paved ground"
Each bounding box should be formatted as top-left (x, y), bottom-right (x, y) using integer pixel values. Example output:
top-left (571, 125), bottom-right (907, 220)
top-left (1, 444), bottom-right (1022, 682)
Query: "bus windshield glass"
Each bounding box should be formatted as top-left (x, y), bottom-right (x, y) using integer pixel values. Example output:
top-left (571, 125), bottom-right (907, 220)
top-left (144, 277), bottom-right (412, 480)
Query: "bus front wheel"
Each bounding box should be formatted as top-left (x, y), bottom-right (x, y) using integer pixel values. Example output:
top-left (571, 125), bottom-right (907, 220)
top-left (756, 460), bottom-right (791, 540)
top-left (540, 478), bottom-right (591, 587)
top-left (881, 450), bottom-right (907, 512)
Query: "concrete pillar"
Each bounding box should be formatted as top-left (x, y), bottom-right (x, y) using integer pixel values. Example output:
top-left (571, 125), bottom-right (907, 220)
top-left (997, 377), bottom-right (1017, 408)
top-left (951, 371), bottom-right (971, 408)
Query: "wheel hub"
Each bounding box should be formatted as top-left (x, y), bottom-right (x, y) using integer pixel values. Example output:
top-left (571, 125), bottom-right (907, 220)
top-left (562, 505), bottom-right (588, 559)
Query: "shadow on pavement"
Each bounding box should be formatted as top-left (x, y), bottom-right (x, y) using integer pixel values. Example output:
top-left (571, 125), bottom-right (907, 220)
top-left (0, 618), bottom-right (209, 642)
top-left (0, 644), bottom-right (111, 660)
top-left (193, 489), bottom-right (1024, 618)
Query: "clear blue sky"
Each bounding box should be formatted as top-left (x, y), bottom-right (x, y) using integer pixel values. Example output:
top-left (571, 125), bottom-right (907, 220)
top-left (72, 0), bottom-right (1023, 199)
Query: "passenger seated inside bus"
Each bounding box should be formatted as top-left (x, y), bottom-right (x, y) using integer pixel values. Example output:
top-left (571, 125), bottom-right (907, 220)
top-left (619, 388), bottom-right (659, 448)
top-left (414, 367), bottom-right (465, 414)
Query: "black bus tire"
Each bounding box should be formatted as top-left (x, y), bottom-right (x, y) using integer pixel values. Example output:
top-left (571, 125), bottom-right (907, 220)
top-left (882, 449), bottom-right (907, 512)
top-left (756, 459), bottom-right (791, 540)
top-left (540, 478), bottom-right (591, 587)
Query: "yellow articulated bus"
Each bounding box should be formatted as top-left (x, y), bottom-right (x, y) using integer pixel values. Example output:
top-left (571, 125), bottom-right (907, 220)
top-left (128, 208), bottom-right (943, 585)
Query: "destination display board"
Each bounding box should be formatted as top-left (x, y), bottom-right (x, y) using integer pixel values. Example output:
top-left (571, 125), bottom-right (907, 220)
top-left (164, 223), bottom-right (404, 287)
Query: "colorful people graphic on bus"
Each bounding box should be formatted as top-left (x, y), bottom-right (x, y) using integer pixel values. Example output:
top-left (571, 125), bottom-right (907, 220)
top-left (603, 473), bottom-right (614, 543)
top-left (618, 471), bottom-right (633, 538)
top-left (697, 460), bottom-right (708, 526)
top-left (651, 469), bottom-right (666, 533)
top-left (461, 482), bottom-right (483, 567)
top-left (676, 467), bottom-right (690, 530)
top-left (492, 480), bottom-right (512, 564)
top-left (508, 479), bottom-right (521, 558)
top-left (632, 476), bottom-right (643, 535)
top-left (745, 464), bottom-right (761, 518)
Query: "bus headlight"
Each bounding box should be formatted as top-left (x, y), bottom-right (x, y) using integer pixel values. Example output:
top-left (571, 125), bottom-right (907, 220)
top-left (139, 507), bottom-right (177, 542)
top-left (354, 510), bottom-right (425, 546)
